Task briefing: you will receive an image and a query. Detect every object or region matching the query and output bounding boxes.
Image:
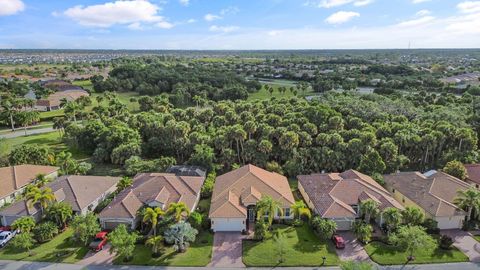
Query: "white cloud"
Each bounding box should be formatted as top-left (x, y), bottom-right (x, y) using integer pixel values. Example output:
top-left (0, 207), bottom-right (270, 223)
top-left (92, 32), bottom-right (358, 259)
top-left (0, 0), bottom-right (25, 16)
top-left (396, 15), bottom-right (435, 27)
top-left (305, 0), bottom-right (373, 8)
top-left (204, 13), bottom-right (221, 21)
top-left (187, 18), bottom-right (196, 23)
top-left (445, 12), bottom-right (480, 34)
top-left (457, 1), bottom-right (480, 13)
top-left (179, 0), bottom-right (189, 6)
top-left (127, 22), bottom-right (143, 30)
top-left (412, 0), bottom-right (431, 3)
top-left (156, 21), bottom-right (174, 29)
top-left (325, 11), bottom-right (360, 24)
top-left (63, 0), bottom-right (173, 29)
top-left (415, 9), bottom-right (431, 16)
top-left (354, 0), bottom-right (374, 7)
top-left (209, 25), bottom-right (239, 33)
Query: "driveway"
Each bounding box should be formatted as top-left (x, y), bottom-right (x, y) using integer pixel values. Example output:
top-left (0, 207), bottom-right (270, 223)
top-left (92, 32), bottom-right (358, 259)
top-left (209, 232), bottom-right (245, 267)
top-left (77, 244), bottom-right (115, 266)
top-left (335, 232), bottom-right (371, 262)
top-left (442, 230), bottom-right (480, 262)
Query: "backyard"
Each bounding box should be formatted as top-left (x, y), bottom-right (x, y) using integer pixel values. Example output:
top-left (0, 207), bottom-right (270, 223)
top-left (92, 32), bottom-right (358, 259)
top-left (242, 224), bottom-right (339, 266)
top-left (113, 231), bottom-right (213, 266)
top-left (364, 238), bottom-right (469, 265)
top-left (0, 229), bottom-right (88, 264)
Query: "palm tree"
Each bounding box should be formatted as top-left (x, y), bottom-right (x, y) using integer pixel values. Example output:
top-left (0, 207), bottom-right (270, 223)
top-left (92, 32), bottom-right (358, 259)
top-left (25, 186), bottom-right (55, 214)
top-left (291, 200), bottom-right (310, 221)
top-left (256, 195), bottom-right (283, 228)
top-left (360, 199), bottom-right (379, 223)
top-left (0, 97), bottom-right (19, 131)
top-left (382, 207), bottom-right (402, 234)
top-left (142, 207), bottom-right (164, 235)
top-left (146, 235), bottom-right (164, 256)
top-left (116, 176), bottom-right (133, 193)
top-left (166, 202), bottom-right (190, 223)
top-left (46, 201), bottom-right (73, 229)
top-left (17, 110), bottom-right (39, 136)
top-left (35, 173), bottom-right (50, 188)
top-left (454, 188), bottom-right (480, 222)
top-left (402, 206), bottom-right (425, 226)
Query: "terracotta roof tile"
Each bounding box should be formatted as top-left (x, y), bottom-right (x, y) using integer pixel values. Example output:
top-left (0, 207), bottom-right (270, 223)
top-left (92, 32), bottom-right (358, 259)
top-left (0, 165), bottom-right (59, 199)
top-left (465, 164), bottom-right (480, 185)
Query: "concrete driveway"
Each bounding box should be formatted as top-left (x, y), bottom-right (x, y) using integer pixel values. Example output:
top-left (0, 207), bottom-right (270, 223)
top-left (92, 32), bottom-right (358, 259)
top-left (335, 232), bottom-right (371, 262)
top-left (77, 244), bottom-right (115, 266)
top-left (209, 232), bottom-right (245, 267)
top-left (442, 230), bottom-right (480, 262)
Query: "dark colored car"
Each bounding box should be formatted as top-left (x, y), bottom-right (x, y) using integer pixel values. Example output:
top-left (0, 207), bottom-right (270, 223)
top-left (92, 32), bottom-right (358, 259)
top-left (89, 231), bottom-right (108, 252)
top-left (332, 235), bottom-right (345, 249)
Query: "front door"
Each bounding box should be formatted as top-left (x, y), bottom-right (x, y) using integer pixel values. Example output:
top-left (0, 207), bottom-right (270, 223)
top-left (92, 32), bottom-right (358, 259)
top-left (248, 206), bottom-right (256, 221)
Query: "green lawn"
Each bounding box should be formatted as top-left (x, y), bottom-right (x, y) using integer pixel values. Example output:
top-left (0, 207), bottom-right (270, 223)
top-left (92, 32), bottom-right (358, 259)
top-left (364, 239), bottom-right (469, 265)
top-left (248, 83), bottom-right (314, 101)
top-left (1, 131), bottom-right (88, 160)
top-left (114, 231), bottom-right (213, 266)
top-left (474, 235), bottom-right (480, 243)
top-left (0, 229), bottom-right (88, 263)
top-left (72, 80), bottom-right (94, 91)
top-left (197, 198), bottom-right (211, 214)
top-left (39, 110), bottom-right (65, 120)
top-left (243, 224), bottom-right (339, 267)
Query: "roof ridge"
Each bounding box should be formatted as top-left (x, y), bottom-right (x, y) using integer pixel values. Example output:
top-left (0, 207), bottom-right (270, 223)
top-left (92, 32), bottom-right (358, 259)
top-left (65, 177), bottom-right (82, 210)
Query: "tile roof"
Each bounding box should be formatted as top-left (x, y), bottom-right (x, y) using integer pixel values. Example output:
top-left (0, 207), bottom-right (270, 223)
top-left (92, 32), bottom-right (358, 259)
top-left (36, 90), bottom-right (89, 107)
top-left (99, 173), bottom-right (205, 219)
top-left (383, 171), bottom-right (469, 217)
top-left (0, 175), bottom-right (120, 216)
top-left (465, 164), bottom-right (480, 185)
top-left (209, 164), bottom-right (295, 218)
top-left (298, 169), bottom-right (404, 219)
top-left (0, 165), bottom-right (59, 199)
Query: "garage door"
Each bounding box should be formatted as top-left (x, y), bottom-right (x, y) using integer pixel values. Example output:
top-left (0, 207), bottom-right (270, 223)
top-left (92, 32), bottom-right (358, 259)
top-left (212, 218), bottom-right (245, 232)
top-left (334, 219), bottom-right (353, 231)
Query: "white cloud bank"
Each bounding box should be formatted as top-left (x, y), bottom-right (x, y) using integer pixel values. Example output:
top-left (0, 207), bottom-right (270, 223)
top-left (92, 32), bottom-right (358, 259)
top-left (305, 0), bottom-right (373, 8)
top-left (0, 0), bottom-right (25, 16)
top-left (325, 11), bottom-right (360, 24)
top-left (63, 0), bottom-right (173, 29)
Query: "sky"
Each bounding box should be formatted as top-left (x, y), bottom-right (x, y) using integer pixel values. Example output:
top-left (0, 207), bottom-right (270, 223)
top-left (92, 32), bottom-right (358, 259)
top-left (0, 0), bottom-right (479, 49)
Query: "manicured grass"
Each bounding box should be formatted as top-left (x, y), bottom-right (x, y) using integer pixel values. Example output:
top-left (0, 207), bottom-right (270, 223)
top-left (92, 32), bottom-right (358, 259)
top-left (114, 231), bottom-right (213, 266)
top-left (242, 224), bottom-right (340, 267)
top-left (0, 229), bottom-right (88, 263)
top-left (39, 110), bottom-right (65, 120)
top-left (72, 80), bottom-right (94, 91)
top-left (1, 131), bottom-right (88, 160)
top-left (364, 239), bottom-right (469, 265)
top-left (248, 83), bottom-right (314, 101)
top-left (474, 235), bottom-right (480, 243)
top-left (197, 198), bottom-right (211, 214)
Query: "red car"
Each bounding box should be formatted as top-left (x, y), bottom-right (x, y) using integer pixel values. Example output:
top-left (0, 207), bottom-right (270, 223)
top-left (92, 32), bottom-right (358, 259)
top-left (332, 235), bottom-right (345, 249)
top-left (0, 227), bottom-right (11, 232)
top-left (89, 231), bottom-right (108, 252)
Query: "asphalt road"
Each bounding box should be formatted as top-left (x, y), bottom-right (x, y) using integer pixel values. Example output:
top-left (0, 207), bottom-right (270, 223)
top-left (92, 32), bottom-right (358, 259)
top-left (0, 127), bottom-right (55, 139)
top-left (0, 260), bottom-right (479, 270)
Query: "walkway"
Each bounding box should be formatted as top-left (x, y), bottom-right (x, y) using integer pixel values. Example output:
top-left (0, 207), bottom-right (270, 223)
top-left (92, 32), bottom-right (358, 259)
top-left (209, 232), bottom-right (245, 267)
top-left (78, 244), bottom-right (115, 266)
top-left (442, 230), bottom-right (480, 262)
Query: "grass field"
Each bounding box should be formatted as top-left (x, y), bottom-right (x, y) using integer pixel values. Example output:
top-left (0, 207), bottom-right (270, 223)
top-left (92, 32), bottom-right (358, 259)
top-left (242, 224), bottom-right (339, 267)
top-left (0, 131), bottom-right (88, 159)
top-left (114, 231), bottom-right (213, 266)
top-left (0, 229), bottom-right (88, 264)
top-left (248, 82), bottom-right (314, 101)
top-left (364, 239), bottom-right (469, 265)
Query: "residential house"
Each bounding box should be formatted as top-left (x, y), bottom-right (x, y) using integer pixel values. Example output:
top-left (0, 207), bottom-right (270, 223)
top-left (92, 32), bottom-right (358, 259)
top-left (298, 170), bottom-right (403, 230)
top-left (465, 164), bottom-right (480, 188)
top-left (209, 164), bottom-right (295, 232)
top-left (0, 175), bottom-right (120, 226)
top-left (384, 170), bottom-right (470, 230)
top-left (99, 173), bottom-right (205, 230)
top-left (0, 165), bottom-right (59, 207)
top-left (35, 89), bottom-right (89, 111)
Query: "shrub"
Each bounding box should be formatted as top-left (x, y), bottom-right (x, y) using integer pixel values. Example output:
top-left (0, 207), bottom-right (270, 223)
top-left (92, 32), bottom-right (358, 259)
top-left (187, 212), bottom-right (204, 230)
top-left (254, 220), bottom-right (268, 241)
top-left (311, 216), bottom-right (337, 239)
top-left (439, 235), bottom-right (454, 250)
top-left (200, 172), bottom-right (216, 199)
top-left (423, 218), bottom-right (440, 234)
top-left (33, 222), bottom-right (59, 243)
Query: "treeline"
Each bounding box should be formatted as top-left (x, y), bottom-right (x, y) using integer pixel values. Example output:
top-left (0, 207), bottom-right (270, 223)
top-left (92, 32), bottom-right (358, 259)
top-left (90, 58), bottom-right (262, 106)
top-left (60, 92), bottom-right (479, 180)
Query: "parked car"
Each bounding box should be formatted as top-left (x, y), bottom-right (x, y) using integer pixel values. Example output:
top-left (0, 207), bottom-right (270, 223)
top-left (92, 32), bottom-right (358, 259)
top-left (89, 231), bottom-right (108, 252)
top-left (332, 235), bottom-right (345, 249)
top-left (0, 231), bottom-right (15, 248)
top-left (0, 226), bottom-right (11, 232)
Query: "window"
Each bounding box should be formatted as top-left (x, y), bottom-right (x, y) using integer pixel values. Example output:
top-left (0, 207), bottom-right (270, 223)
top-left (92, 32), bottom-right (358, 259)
top-left (392, 189), bottom-right (395, 193)
top-left (284, 208), bottom-right (290, 217)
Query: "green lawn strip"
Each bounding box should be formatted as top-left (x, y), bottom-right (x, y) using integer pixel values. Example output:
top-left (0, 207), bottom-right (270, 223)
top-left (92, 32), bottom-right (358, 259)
top-left (473, 235), bottom-right (480, 243)
top-left (113, 231), bottom-right (213, 266)
top-left (40, 109), bottom-right (65, 120)
top-left (1, 131), bottom-right (89, 160)
top-left (242, 224), bottom-right (339, 267)
top-left (364, 239), bottom-right (469, 265)
top-left (0, 229), bottom-right (88, 263)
